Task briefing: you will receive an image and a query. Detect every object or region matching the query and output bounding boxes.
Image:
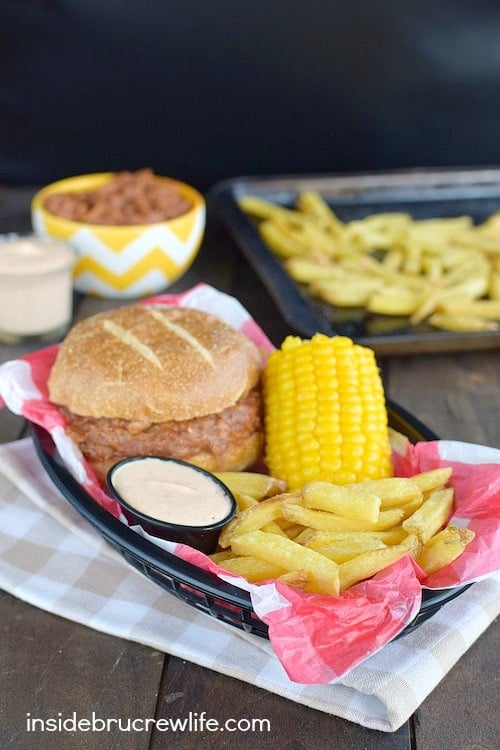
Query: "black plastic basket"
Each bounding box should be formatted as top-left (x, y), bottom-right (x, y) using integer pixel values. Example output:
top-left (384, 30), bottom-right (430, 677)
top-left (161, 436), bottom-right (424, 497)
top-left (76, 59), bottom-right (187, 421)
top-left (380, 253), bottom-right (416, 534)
top-left (30, 401), bottom-right (470, 641)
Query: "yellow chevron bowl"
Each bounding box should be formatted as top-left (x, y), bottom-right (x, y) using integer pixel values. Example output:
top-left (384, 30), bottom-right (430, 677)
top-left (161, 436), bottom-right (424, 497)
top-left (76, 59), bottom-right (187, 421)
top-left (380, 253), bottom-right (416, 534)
top-left (31, 173), bottom-right (206, 299)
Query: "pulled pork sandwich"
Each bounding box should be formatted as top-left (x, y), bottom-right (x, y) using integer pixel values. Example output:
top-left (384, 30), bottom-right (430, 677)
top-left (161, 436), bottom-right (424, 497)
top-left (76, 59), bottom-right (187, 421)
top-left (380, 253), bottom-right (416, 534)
top-left (47, 305), bottom-right (264, 481)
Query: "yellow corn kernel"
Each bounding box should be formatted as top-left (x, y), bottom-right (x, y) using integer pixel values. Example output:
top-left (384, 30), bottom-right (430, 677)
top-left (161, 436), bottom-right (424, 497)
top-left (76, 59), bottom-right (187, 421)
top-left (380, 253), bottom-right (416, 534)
top-left (263, 334), bottom-right (393, 489)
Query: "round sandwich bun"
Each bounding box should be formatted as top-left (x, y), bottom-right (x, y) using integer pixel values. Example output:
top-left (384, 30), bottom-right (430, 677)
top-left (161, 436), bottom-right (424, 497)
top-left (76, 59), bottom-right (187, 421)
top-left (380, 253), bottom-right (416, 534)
top-left (48, 304), bottom-right (262, 421)
top-left (48, 305), bottom-right (264, 479)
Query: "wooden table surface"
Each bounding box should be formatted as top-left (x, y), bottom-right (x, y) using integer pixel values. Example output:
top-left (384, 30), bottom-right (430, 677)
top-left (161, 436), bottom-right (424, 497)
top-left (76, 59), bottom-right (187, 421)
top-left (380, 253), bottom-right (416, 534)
top-left (1, 184), bottom-right (498, 749)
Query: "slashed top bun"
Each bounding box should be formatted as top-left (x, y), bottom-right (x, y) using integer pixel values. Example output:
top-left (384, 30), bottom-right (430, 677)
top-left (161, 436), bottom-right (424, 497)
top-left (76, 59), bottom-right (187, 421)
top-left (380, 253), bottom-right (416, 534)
top-left (47, 305), bottom-right (263, 422)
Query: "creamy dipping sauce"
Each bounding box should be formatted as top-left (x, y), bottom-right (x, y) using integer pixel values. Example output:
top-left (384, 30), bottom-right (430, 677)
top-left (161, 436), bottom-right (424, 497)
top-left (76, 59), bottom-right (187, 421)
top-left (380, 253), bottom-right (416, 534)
top-left (0, 236), bottom-right (75, 340)
top-left (110, 458), bottom-right (234, 527)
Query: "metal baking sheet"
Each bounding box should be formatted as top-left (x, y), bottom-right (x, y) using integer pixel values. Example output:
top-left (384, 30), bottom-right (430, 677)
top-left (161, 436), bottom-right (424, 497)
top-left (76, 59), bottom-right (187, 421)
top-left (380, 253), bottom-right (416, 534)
top-left (210, 167), bottom-right (500, 355)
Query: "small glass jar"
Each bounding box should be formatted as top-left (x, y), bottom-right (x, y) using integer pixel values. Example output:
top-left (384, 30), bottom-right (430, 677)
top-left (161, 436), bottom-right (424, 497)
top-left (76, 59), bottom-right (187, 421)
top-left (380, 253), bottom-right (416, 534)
top-left (0, 235), bottom-right (76, 344)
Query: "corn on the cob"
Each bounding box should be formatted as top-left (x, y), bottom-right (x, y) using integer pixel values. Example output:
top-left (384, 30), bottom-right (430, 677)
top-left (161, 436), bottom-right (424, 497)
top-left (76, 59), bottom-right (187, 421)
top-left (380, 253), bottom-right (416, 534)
top-left (263, 334), bottom-right (393, 489)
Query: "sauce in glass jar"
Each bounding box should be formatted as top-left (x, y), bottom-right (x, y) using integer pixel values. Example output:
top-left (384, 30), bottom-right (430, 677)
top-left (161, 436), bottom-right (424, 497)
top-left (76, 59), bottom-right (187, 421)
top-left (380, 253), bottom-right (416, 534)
top-left (0, 236), bottom-right (75, 343)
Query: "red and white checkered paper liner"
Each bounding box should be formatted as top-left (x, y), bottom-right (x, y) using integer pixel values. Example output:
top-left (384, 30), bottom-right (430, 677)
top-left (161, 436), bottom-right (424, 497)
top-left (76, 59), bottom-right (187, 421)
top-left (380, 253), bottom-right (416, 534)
top-left (1, 283), bottom-right (499, 685)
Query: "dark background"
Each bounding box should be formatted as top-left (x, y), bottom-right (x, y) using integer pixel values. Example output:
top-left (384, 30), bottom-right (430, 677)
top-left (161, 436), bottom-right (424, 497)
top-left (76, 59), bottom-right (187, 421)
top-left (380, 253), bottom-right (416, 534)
top-left (1, 1), bottom-right (500, 191)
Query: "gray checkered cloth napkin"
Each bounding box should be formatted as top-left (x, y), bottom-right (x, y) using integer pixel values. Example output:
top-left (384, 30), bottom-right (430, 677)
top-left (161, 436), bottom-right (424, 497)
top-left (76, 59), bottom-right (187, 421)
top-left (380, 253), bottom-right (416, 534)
top-left (1, 438), bottom-right (498, 732)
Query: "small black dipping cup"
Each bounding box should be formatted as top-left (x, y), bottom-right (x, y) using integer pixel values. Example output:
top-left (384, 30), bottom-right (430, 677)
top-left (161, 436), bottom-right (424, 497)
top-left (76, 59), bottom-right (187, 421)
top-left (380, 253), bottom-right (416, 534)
top-left (107, 456), bottom-right (237, 555)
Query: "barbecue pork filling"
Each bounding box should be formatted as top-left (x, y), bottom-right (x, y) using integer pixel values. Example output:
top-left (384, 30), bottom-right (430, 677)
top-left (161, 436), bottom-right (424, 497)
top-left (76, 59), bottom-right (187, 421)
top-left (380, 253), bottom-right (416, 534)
top-left (61, 388), bottom-right (263, 481)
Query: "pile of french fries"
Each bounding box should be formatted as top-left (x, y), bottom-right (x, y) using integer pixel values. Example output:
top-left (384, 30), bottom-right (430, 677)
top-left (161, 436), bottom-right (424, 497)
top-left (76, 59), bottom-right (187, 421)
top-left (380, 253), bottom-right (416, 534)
top-left (212, 468), bottom-right (475, 596)
top-left (239, 192), bottom-right (500, 333)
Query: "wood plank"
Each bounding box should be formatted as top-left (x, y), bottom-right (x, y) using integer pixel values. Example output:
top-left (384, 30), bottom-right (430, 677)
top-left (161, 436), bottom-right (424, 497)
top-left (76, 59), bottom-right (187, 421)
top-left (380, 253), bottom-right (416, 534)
top-left (385, 351), bottom-right (499, 448)
top-left (0, 590), bottom-right (164, 750)
top-left (152, 656), bottom-right (411, 750)
top-left (413, 617), bottom-right (499, 750)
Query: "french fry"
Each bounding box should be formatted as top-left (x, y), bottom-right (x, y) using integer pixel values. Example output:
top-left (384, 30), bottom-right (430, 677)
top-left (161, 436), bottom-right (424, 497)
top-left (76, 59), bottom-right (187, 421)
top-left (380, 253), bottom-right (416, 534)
top-left (282, 504), bottom-right (361, 531)
top-left (233, 492), bottom-right (259, 511)
top-left (366, 287), bottom-right (421, 316)
top-left (214, 471), bottom-right (287, 501)
top-left (338, 534), bottom-right (422, 591)
top-left (382, 248), bottom-right (404, 271)
top-left (370, 527), bottom-right (409, 545)
top-left (410, 283), bottom-right (444, 325)
top-left (310, 278), bottom-right (381, 307)
top-left (303, 530), bottom-right (381, 549)
top-left (420, 255), bottom-right (443, 282)
top-left (489, 269), bottom-right (500, 300)
top-left (276, 518), bottom-right (304, 533)
top-left (218, 555), bottom-right (287, 582)
top-left (402, 244), bottom-right (423, 275)
top-left (346, 213), bottom-right (412, 251)
top-left (277, 570), bottom-right (312, 590)
top-left (297, 528), bottom-right (408, 548)
top-left (218, 493), bottom-right (298, 548)
top-left (230, 530), bottom-right (340, 595)
top-left (435, 299), bottom-right (500, 319)
top-left (428, 313), bottom-right (499, 333)
top-left (416, 525), bottom-right (475, 576)
top-left (209, 550), bottom-right (235, 563)
top-left (398, 494), bottom-right (427, 520)
top-left (262, 215), bottom-right (339, 259)
top-left (285, 219), bottom-right (341, 257)
top-left (440, 272), bottom-right (490, 300)
top-left (295, 190), bottom-right (345, 236)
top-left (281, 503), bottom-right (405, 532)
top-left (301, 481), bottom-right (382, 523)
top-left (283, 524), bottom-right (308, 540)
top-left (293, 527), bottom-right (320, 546)
top-left (237, 194), bottom-right (294, 221)
top-left (259, 219), bottom-right (313, 259)
top-left (388, 427), bottom-right (411, 455)
top-left (402, 487), bottom-right (454, 544)
top-left (307, 537), bottom-right (387, 564)
top-left (261, 521), bottom-right (289, 537)
top-left (357, 477), bottom-right (423, 509)
top-left (285, 257), bottom-right (343, 283)
top-left (354, 256), bottom-right (425, 288)
top-left (409, 467), bottom-right (452, 494)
